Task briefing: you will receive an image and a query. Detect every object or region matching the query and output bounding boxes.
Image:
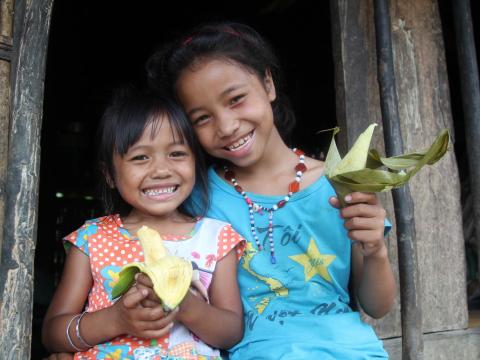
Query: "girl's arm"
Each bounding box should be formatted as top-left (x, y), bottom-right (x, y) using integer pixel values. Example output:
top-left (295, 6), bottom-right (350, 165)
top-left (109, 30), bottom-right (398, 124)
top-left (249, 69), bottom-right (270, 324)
top-left (177, 249), bottom-right (243, 349)
top-left (136, 248), bottom-right (244, 349)
top-left (42, 246), bottom-right (175, 352)
top-left (330, 192), bottom-right (396, 319)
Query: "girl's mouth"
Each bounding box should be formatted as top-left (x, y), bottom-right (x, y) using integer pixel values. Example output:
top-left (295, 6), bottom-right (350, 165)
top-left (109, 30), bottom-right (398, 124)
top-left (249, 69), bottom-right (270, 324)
top-left (142, 185), bottom-right (178, 200)
top-left (224, 130), bottom-right (254, 152)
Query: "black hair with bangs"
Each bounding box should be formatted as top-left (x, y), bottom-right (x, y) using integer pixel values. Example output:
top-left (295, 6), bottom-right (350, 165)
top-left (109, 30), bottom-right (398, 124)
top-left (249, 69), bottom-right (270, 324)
top-left (97, 86), bottom-right (208, 217)
top-left (146, 21), bottom-right (296, 143)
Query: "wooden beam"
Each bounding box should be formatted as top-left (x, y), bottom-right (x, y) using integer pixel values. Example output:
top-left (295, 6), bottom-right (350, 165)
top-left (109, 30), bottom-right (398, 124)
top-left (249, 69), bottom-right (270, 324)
top-left (0, 38), bottom-right (12, 61)
top-left (0, 0), bottom-right (54, 358)
top-left (452, 0), bottom-right (480, 282)
top-left (330, 0), bottom-right (467, 341)
top-left (373, 1), bottom-right (423, 358)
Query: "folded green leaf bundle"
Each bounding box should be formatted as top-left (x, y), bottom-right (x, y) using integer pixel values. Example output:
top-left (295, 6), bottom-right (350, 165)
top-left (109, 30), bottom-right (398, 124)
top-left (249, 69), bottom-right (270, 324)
top-left (324, 123), bottom-right (450, 206)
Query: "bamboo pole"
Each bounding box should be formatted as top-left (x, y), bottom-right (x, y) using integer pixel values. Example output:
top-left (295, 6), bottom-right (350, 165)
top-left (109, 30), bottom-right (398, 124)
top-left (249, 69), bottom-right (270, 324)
top-left (453, 0), bottom-right (480, 284)
top-left (373, 0), bottom-right (423, 358)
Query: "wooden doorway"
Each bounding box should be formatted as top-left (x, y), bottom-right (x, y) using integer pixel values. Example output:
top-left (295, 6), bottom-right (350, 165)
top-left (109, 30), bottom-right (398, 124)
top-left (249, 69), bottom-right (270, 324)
top-left (32, 1), bottom-right (335, 358)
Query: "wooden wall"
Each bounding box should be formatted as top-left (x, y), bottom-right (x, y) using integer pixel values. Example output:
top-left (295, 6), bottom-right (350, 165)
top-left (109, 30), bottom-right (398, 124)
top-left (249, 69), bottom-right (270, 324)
top-left (0, 0), bottom-right (13, 271)
top-left (0, 0), bottom-right (53, 358)
top-left (331, 0), bottom-right (468, 340)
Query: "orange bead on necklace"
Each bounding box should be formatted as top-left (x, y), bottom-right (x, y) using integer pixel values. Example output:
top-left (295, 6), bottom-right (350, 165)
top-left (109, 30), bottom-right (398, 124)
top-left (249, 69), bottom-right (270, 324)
top-left (224, 148), bottom-right (306, 264)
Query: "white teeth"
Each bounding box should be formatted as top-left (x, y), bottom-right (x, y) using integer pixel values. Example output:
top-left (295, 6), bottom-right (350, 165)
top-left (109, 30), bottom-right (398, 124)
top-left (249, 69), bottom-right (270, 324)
top-left (228, 132), bottom-right (253, 151)
top-left (144, 187), bottom-right (176, 196)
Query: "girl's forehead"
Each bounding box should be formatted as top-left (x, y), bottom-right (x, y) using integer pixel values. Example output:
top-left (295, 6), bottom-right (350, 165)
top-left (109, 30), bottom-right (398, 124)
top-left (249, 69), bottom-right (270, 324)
top-left (142, 115), bottom-right (183, 143)
top-left (177, 59), bottom-right (261, 96)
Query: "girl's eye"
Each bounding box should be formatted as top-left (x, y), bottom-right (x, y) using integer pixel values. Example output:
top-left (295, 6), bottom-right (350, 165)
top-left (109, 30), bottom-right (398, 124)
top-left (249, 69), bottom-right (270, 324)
top-left (229, 94), bottom-right (245, 106)
top-left (170, 150), bottom-right (188, 158)
top-left (193, 114), bottom-right (211, 126)
top-left (130, 155), bottom-right (148, 161)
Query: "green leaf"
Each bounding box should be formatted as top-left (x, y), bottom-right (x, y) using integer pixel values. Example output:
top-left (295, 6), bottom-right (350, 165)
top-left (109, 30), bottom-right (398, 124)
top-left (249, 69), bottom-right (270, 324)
top-left (330, 124), bottom-right (377, 177)
top-left (111, 265), bottom-right (142, 299)
top-left (325, 126), bottom-right (450, 205)
top-left (323, 127), bottom-right (341, 176)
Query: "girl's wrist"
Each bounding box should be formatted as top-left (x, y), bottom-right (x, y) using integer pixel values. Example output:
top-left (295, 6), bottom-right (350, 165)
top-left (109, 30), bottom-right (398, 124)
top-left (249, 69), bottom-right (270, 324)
top-left (364, 242), bottom-right (388, 261)
top-left (104, 302), bottom-right (125, 338)
top-left (176, 291), bottom-right (200, 324)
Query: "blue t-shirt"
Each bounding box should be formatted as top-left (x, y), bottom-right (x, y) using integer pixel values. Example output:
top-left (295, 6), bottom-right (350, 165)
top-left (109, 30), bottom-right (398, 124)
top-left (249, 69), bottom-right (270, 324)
top-left (189, 167), bottom-right (388, 359)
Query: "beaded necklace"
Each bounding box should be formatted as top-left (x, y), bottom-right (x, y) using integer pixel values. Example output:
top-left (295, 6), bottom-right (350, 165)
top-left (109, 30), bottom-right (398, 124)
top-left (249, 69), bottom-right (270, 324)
top-left (223, 148), bottom-right (306, 264)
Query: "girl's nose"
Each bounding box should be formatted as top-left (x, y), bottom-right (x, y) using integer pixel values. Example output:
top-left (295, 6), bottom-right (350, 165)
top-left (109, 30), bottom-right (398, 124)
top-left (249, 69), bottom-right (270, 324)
top-left (216, 111), bottom-right (240, 137)
top-left (149, 160), bottom-right (171, 179)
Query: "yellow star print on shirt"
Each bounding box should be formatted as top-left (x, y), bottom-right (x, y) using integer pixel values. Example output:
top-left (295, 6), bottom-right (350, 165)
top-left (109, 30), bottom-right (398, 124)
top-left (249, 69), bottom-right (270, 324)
top-left (289, 238), bottom-right (336, 282)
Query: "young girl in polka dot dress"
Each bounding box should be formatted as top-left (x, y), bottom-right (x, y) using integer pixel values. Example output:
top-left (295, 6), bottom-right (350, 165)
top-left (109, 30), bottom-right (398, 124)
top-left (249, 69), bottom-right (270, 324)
top-left (42, 89), bottom-right (245, 360)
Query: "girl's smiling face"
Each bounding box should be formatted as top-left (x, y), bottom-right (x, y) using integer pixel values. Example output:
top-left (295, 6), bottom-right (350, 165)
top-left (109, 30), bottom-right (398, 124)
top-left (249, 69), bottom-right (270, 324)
top-left (112, 117), bottom-right (195, 221)
top-left (176, 59), bottom-right (277, 168)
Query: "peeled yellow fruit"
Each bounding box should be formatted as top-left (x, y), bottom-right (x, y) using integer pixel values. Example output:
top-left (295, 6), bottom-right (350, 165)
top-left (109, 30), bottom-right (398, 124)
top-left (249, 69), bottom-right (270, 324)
top-left (112, 226), bottom-right (193, 311)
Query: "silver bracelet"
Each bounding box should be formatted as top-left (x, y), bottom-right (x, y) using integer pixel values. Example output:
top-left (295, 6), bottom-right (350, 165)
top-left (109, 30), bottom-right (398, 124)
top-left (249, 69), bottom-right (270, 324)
top-left (75, 311), bottom-right (93, 349)
top-left (66, 314), bottom-right (82, 351)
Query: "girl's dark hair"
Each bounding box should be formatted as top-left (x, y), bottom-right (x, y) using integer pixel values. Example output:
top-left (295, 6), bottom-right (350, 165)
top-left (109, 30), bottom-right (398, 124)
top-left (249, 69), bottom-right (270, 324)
top-left (97, 87), bottom-right (209, 217)
top-left (146, 21), bottom-right (296, 142)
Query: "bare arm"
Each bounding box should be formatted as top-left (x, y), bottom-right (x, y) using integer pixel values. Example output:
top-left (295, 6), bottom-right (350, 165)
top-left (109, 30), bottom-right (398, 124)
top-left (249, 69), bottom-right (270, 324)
top-left (177, 249), bottom-right (243, 348)
top-left (42, 246), bottom-right (175, 352)
top-left (330, 192), bottom-right (396, 318)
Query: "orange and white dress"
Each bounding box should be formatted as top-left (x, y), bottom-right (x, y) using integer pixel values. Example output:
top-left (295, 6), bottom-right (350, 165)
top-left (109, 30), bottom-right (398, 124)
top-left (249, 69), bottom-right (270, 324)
top-left (65, 214), bottom-right (245, 360)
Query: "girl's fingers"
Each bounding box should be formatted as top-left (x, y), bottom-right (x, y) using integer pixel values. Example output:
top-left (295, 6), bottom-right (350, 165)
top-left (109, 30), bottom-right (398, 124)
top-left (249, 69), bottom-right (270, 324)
top-left (122, 288), bottom-right (148, 308)
top-left (136, 273), bottom-right (154, 287)
top-left (343, 216), bottom-right (384, 231)
top-left (329, 196), bottom-right (341, 209)
top-left (134, 304), bottom-right (168, 321)
top-left (341, 203), bottom-right (386, 220)
top-left (141, 322), bottom-right (175, 339)
top-left (344, 192), bottom-right (378, 205)
top-left (141, 298), bottom-right (160, 308)
top-left (135, 283), bottom-right (160, 303)
top-left (140, 307), bottom-right (179, 330)
top-left (347, 229), bottom-right (384, 243)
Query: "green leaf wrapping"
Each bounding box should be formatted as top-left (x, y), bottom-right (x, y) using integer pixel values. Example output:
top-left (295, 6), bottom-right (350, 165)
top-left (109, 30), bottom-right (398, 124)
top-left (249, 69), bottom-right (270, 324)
top-left (325, 126), bottom-right (450, 205)
top-left (111, 265), bottom-right (142, 299)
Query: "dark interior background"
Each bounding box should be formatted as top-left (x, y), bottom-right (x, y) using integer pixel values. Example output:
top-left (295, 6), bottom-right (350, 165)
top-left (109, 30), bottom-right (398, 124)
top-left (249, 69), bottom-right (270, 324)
top-left (32, 1), bottom-right (334, 357)
top-left (31, 0), bottom-right (480, 358)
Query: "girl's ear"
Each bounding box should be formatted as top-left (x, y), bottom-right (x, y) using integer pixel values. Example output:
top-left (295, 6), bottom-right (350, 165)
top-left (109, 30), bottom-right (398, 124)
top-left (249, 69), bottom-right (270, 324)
top-left (264, 69), bottom-right (277, 102)
top-left (101, 162), bottom-right (115, 189)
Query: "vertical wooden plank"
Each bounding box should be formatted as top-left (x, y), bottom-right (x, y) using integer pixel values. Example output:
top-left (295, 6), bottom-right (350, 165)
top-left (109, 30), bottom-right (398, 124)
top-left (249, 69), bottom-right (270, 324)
top-left (389, 0), bottom-right (467, 333)
top-left (330, 0), bottom-right (402, 338)
top-left (0, 0), bottom-right (14, 275)
top-left (330, 0), bottom-right (467, 338)
top-left (374, 1), bottom-right (423, 357)
top-left (0, 0), bottom-right (53, 358)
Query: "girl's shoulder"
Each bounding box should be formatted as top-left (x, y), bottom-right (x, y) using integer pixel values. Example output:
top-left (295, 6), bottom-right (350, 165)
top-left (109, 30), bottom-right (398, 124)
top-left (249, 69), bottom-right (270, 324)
top-left (196, 216), bottom-right (235, 232)
top-left (65, 214), bottom-right (123, 241)
top-left (303, 156), bottom-right (325, 188)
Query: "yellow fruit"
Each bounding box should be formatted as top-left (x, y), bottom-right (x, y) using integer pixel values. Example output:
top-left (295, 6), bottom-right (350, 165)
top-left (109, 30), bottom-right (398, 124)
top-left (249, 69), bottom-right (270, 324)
top-left (112, 226), bottom-right (193, 311)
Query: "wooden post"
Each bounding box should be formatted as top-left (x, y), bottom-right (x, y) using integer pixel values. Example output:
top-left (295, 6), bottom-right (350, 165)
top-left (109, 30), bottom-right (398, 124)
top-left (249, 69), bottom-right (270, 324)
top-left (0, 0), bottom-right (53, 358)
top-left (330, 0), bottom-right (467, 344)
top-left (452, 0), bottom-right (480, 281)
top-left (0, 0), bottom-right (14, 266)
top-left (373, 1), bottom-right (423, 358)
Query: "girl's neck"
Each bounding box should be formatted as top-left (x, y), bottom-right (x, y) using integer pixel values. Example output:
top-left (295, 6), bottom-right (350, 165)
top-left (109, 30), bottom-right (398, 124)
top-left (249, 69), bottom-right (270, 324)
top-left (121, 209), bottom-right (196, 236)
top-left (227, 127), bottom-right (300, 194)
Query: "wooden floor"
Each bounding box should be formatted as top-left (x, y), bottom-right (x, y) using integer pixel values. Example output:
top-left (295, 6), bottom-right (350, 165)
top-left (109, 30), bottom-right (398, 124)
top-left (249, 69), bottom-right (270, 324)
top-left (469, 310), bottom-right (480, 328)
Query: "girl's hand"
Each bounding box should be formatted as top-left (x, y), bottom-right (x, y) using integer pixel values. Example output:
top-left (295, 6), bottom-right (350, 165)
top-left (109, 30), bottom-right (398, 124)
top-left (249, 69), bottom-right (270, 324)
top-left (329, 192), bottom-right (387, 258)
top-left (135, 273), bottom-right (161, 308)
top-left (111, 286), bottom-right (177, 338)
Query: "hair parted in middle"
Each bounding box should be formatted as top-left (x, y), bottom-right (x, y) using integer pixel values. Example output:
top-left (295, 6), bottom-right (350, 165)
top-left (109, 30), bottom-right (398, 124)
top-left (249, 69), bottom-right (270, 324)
top-left (146, 21), bottom-right (296, 143)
